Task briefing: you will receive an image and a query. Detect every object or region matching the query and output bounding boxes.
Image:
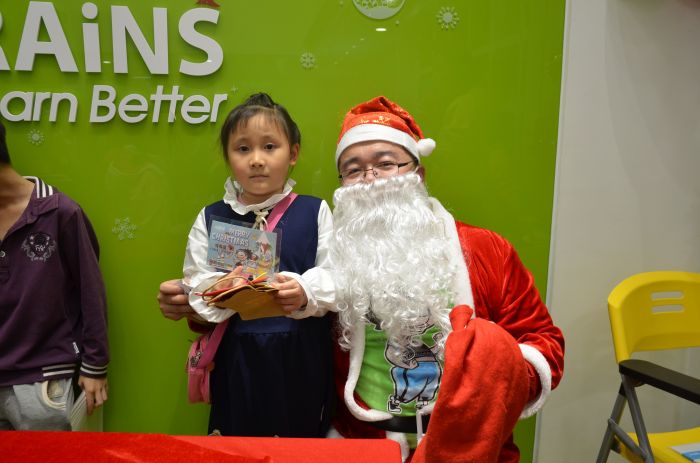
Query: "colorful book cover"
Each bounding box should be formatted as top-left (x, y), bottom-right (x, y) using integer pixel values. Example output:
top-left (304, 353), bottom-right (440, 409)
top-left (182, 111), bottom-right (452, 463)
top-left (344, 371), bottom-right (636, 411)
top-left (206, 216), bottom-right (281, 281)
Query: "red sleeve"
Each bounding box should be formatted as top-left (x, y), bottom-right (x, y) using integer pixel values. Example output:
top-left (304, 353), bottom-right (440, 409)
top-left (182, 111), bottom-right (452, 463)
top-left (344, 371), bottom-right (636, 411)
top-left (456, 221), bottom-right (565, 393)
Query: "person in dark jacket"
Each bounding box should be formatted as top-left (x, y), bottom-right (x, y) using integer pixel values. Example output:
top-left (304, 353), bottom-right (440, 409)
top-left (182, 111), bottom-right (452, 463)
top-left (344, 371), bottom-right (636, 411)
top-left (0, 120), bottom-right (109, 430)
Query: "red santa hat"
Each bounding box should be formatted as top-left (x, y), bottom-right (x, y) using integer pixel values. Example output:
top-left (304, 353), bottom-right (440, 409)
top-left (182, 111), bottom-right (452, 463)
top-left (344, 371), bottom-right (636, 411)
top-left (335, 96), bottom-right (436, 167)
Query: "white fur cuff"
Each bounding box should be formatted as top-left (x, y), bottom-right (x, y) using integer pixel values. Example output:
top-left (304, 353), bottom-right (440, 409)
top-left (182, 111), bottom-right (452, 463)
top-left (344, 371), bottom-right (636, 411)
top-left (518, 343), bottom-right (552, 419)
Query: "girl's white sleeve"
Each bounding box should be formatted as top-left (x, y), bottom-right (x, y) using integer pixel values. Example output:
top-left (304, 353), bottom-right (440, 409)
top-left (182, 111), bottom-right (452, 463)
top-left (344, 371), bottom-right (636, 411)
top-left (182, 208), bottom-right (235, 323)
top-left (283, 199), bottom-right (337, 319)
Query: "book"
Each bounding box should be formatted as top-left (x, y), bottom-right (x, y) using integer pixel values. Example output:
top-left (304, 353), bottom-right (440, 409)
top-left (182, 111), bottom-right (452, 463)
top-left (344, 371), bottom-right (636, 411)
top-left (69, 391), bottom-right (87, 431)
top-left (200, 215), bottom-right (286, 320)
top-left (206, 217), bottom-right (280, 280)
top-left (671, 443), bottom-right (700, 462)
top-left (70, 391), bottom-right (103, 432)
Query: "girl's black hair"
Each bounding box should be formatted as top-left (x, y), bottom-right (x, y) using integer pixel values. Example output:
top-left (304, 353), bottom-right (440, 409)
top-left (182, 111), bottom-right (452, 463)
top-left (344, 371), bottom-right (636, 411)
top-left (0, 121), bottom-right (10, 165)
top-left (219, 92), bottom-right (301, 160)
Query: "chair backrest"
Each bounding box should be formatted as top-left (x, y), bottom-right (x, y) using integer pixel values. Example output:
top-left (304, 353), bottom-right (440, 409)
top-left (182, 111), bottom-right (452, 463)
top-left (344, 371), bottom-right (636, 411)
top-left (608, 271), bottom-right (700, 363)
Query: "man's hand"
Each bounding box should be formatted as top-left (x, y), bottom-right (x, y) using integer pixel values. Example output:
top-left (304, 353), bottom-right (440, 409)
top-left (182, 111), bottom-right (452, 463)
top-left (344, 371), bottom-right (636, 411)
top-left (157, 279), bottom-right (201, 322)
top-left (271, 274), bottom-right (308, 312)
top-left (78, 375), bottom-right (108, 416)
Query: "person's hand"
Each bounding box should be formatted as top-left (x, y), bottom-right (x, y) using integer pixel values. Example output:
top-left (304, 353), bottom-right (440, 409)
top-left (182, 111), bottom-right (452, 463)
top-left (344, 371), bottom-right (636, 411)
top-left (78, 375), bottom-right (108, 416)
top-left (211, 266), bottom-right (247, 291)
top-left (271, 274), bottom-right (308, 312)
top-left (157, 279), bottom-right (199, 321)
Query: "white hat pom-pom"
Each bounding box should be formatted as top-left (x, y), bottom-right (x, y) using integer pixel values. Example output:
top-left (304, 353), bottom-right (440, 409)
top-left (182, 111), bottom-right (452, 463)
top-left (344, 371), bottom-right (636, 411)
top-left (417, 138), bottom-right (436, 157)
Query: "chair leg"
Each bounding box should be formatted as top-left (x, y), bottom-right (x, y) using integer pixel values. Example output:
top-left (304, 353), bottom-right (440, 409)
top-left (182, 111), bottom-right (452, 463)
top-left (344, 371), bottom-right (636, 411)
top-left (596, 384), bottom-right (628, 463)
top-left (622, 376), bottom-right (655, 463)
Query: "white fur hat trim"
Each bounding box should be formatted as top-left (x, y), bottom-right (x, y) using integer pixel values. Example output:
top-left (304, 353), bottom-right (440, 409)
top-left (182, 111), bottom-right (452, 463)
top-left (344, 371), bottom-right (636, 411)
top-left (335, 124), bottom-right (435, 166)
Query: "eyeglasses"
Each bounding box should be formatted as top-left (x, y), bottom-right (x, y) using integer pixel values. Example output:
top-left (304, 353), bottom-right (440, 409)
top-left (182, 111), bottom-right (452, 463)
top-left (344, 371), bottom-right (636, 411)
top-left (338, 160), bottom-right (416, 184)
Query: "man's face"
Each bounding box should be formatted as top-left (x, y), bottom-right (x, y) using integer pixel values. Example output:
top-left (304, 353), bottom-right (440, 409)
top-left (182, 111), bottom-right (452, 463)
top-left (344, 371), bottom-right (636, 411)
top-left (337, 141), bottom-right (418, 185)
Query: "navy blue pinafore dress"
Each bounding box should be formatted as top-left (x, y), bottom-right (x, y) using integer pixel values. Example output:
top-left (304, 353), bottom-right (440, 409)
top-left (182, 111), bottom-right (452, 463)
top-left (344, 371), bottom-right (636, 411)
top-left (204, 195), bottom-right (334, 437)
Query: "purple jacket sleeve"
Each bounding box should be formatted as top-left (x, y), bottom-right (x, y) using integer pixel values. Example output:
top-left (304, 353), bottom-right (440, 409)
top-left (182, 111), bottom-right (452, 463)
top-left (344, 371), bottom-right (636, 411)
top-left (60, 204), bottom-right (109, 378)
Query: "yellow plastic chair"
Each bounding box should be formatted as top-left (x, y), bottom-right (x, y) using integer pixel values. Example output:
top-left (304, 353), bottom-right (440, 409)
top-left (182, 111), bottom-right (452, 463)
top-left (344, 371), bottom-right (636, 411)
top-left (596, 271), bottom-right (700, 463)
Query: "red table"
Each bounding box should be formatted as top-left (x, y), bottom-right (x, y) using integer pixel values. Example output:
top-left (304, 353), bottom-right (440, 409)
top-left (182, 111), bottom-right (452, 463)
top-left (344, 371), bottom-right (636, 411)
top-left (0, 431), bottom-right (401, 462)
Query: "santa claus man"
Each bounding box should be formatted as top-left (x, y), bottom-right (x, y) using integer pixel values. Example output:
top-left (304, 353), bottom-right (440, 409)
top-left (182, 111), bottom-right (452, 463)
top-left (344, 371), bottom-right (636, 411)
top-left (327, 96), bottom-right (564, 463)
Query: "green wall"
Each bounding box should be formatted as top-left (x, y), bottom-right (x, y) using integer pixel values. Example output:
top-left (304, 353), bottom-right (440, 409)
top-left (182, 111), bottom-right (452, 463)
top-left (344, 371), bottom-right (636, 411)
top-left (0, 1), bottom-right (564, 460)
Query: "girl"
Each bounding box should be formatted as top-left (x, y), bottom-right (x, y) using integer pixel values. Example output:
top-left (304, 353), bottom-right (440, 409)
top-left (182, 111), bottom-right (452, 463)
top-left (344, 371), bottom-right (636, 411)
top-left (182, 93), bottom-right (335, 438)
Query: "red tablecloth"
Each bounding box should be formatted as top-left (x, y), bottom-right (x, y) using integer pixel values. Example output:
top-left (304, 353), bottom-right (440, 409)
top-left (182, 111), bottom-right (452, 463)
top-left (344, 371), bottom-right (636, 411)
top-left (0, 431), bottom-right (401, 462)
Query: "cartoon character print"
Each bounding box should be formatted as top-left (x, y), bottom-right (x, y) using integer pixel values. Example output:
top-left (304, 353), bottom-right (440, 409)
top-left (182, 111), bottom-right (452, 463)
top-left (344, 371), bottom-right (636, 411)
top-left (368, 311), bottom-right (443, 413)
top-left (244, 253), bottom-right (260, 276)
top-left (215, 243), bottom-right (235, 260)
top-left (21, 232), bottom-right (56, 262)
top-left (257, 239), bottom-right (273, 274)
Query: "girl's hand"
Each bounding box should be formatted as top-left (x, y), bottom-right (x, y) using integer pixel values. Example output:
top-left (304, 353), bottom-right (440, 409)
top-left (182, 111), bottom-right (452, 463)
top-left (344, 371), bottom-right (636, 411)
top-left (271, 274), bottom-right (308, 312)
top-left (212, 266), bottom-right (247, 291)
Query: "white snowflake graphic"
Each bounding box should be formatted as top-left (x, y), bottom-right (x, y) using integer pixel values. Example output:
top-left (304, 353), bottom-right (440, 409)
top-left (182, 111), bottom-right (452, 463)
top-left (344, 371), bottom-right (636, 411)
top-left (28, 129), bottom-right (45, 146)
top-left (112, 217), bottom-right (137, 240)
top-left (300, 52), bottom-right (316, 69)
top-left (436, 6), bottom-right (459, 30)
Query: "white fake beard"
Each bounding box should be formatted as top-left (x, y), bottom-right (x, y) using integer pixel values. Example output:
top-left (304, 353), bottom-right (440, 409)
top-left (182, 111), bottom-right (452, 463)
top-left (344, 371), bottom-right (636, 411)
top-left (330, 172), bottom-right (456, 355)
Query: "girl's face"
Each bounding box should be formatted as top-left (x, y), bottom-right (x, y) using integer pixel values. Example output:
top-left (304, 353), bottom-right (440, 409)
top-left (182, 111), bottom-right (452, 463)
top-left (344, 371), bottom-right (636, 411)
top-left (226, 113), bottom-right (299, 205)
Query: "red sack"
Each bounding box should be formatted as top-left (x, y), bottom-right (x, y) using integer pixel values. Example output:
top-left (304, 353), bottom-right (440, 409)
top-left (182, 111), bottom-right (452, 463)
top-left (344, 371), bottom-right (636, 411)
top-left (411, 305), bottom-right (530, 463)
